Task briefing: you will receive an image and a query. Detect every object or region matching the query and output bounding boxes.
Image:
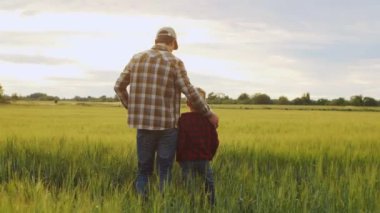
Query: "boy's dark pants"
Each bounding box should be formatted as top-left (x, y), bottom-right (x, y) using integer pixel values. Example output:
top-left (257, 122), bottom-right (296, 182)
top-left (179, 160), bottom-right (215, 205)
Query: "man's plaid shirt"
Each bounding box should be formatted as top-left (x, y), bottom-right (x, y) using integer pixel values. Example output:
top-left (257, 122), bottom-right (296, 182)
top-left (114, 44), bottom-right (211, 130)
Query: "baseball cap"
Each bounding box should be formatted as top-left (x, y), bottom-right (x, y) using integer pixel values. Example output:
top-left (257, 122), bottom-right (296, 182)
top-left (156, 27), bottom-right (178, 50)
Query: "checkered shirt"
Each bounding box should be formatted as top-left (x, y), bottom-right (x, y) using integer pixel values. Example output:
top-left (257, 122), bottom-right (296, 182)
top-left (114, 44), bottom-right (211, 130)
top-left (176, 112), bottom-right (219, 161)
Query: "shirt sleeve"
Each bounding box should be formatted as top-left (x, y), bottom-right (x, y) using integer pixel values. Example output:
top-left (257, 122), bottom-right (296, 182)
top-left (175, 60), bottom-right (211, 117)
top-left (114, 61), bottom-right (132, 109)
top-left (210, 126), bottom-right (219, 158)
top-left (176, 116), bottom-right (187, 161)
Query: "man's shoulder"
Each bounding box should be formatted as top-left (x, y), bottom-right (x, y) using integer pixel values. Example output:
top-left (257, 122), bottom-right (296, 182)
top-left (131, 49), bottom-right (152, 59)
top-left (161, 51), bottom-right (183, 65)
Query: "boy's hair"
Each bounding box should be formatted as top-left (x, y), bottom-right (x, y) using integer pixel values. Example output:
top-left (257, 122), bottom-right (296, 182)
top-left (195, 87), bottom-right (206, 100)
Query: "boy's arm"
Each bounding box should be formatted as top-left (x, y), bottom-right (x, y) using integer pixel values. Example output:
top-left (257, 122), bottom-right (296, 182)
top-left (176, 117), bottom-right (187, 161)
top-left (210, 127), bottom-right (219, 158)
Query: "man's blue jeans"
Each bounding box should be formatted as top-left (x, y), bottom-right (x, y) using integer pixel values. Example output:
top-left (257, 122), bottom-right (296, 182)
top-left (135, 128), bottom-right (178, 196)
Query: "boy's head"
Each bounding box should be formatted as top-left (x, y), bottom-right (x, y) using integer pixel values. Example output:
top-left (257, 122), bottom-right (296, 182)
top-left (187, 88), bottom-right (206, 111)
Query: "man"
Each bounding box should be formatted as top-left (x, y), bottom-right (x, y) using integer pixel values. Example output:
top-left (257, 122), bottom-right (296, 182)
top-left (114, 26), bottom-right (219, 197)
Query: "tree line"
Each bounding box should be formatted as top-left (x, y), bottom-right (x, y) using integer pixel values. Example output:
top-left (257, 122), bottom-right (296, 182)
top-left (0, 84), bottom-right (118, 103)
top-left (0, 92), bottom-right (118, 103)
top-left (206, 92), bottom-right (379, 106)
top-left (0, 84), bottom-right (379, 106)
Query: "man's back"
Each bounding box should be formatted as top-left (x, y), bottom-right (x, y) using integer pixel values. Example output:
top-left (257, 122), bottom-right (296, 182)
top-left (115, 43), bottom-right (212, 130)
top-left (126, 44), bottom-right (182, 130)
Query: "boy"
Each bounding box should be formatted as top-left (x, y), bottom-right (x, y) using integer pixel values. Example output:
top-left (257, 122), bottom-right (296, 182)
top-left (176, 88), bottom-right (219, 205)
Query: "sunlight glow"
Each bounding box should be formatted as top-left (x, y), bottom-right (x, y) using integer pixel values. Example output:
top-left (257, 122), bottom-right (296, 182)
top-left (1, 5), bottom-right (379, 99)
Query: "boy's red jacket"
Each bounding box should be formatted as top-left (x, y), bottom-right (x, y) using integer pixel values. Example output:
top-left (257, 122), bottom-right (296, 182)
top-left (176, 112), bottom-right (219, 161)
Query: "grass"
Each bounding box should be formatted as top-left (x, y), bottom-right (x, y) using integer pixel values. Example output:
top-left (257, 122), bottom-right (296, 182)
top-left (0, 103), bottom-right (380, 212)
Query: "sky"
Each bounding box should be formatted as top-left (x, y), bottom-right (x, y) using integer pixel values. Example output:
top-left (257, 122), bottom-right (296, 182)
top-left (0, 0), bottom-right (379, 100)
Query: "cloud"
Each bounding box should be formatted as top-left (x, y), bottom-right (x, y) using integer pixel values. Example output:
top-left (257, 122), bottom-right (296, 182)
top-left (0, 31), bottom-right (104, 48)
top-left (43, 70), bottom-right (120, 98)
top-left (185, 72), bottom-right (259, 98)
top-left (0, 31), bottom-right (59, 47)
top-left (46, 70), bottom-right (119, 87)
top-left (47, 70), bottom-right (119, 82)
top-left (0, 53), bottom-right (76, 65)
top-left (346, 59), bottom-right (380, 85)
top-left (0, 65), bottom-right (115, 98)
top-left (86, 70), bottom-right (120, 82)
top-left (1, 0), bottom-right (379, 99)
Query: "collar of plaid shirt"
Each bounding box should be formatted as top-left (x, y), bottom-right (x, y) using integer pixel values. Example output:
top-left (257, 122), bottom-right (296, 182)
top-left (152, 44), bottom-right (171, 52)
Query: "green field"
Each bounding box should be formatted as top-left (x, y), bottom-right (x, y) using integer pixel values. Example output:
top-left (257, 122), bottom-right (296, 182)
top-left (1, 103), bottom-right (380, 212)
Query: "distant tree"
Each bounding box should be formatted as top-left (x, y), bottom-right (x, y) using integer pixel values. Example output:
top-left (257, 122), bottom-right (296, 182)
top-left (218, 94), bottom-right (235, 104)
top-left (11, 93), bottom-right (19, 101)
top-left (237, 93), bottom-right (251, 104)
top-left (292, 97), bottom-right (303, 105)
top-left (99, 95), bottom-right (107, 102)
top-left (28, 92), bottom-right (48, 100)
top-left (0, 84), bottom-right (4, 103)
top-left (207, 92), bottom-right (217, 103)
top-left (0, 84), bottom-right (3, 99)
top-left (237, 93), bottom-right (249, 101)
top-left (0, 84), bottom-right (11, 103)
top-left (206, 92), bottom-right (233, 104)
top-left (73, 96), bottom-right (84, 101)
top-left (291, 93), bottom-right (312, 105)
top-left (301, 92), bottom-right (312, 105)
top-left (277, 96), bottom-right (290, 105)
top-left (316, 98), bottom-right (329, 105)
top-left (330, 97), bottom-right (347, 106)
top-left (350, 95), bottom-right (363, 106)
top-left (363, 97), bottom-right (378, 106)
top-left (252, 93), bottom-right (272, 105)
top-left (114, 94), bottom-right (119, 102)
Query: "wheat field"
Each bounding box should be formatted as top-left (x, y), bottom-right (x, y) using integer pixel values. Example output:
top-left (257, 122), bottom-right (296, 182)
top-left (0, 103), bottom-right (379, 212)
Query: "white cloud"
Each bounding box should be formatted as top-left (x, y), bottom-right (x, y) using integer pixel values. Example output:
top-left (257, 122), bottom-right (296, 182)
top-left (345, 59), bottom-right (380, 91)
top-left (0, 54), bottom-right (76, 65)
